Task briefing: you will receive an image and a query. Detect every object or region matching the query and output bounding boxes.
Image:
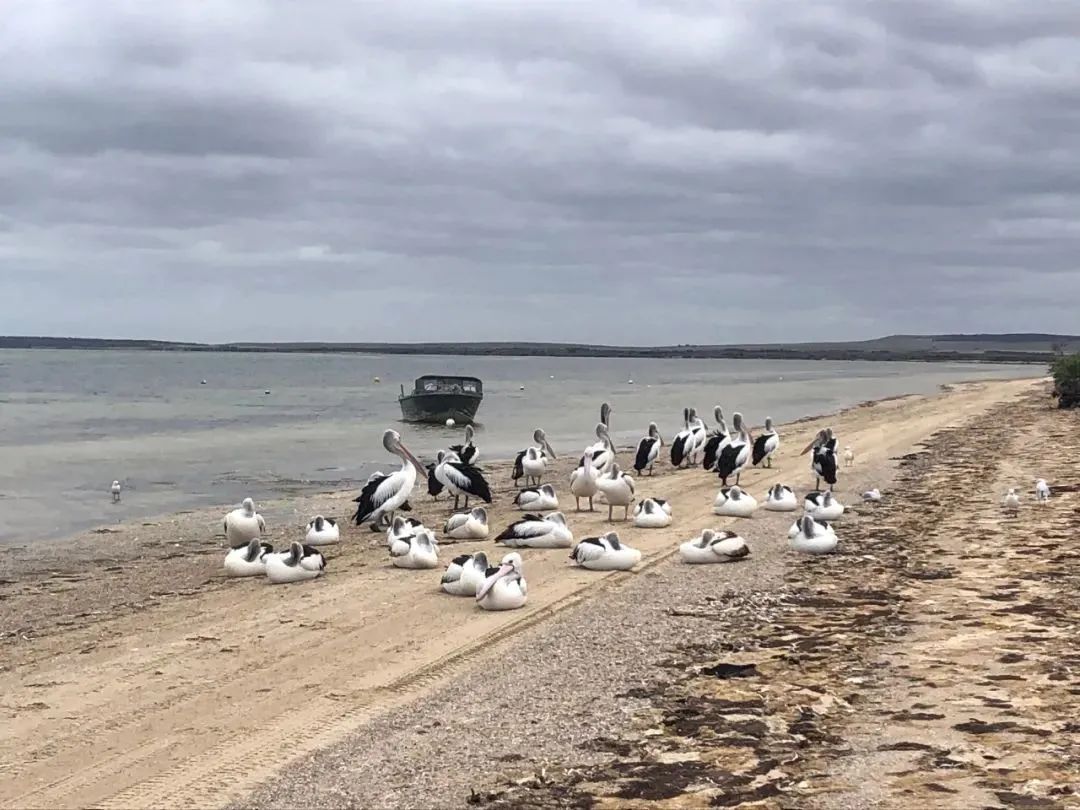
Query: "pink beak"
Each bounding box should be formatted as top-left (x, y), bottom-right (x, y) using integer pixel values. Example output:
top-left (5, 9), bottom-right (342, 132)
top-left (476, 563), bottom-right (512, 601)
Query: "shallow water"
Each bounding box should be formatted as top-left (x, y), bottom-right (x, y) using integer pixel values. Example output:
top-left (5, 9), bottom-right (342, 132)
top-left (0, 349), bottom-right (1038, 543)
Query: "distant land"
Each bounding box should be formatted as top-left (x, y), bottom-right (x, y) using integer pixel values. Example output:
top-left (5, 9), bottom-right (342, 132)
top-left (2, 333), bottom-right (1077, 363)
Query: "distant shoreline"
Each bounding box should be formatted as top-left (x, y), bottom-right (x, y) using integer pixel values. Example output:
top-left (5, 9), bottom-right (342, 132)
top-left (0, 334), bottom-right (1070, 364)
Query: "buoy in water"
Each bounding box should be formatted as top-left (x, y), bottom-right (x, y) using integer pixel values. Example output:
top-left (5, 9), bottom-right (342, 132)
top-left (373, 376), bottom-right (381, 383)
top-left (519, 385), bottom-right (526, 391)
top-left (628, 379), bottom-right (635, 385)
top-left (446, 418), bottom-right (456, 427)
top-left (264, 390), bottom-right (271, 395)
top-left (201, 379), bottom-right (208, 385)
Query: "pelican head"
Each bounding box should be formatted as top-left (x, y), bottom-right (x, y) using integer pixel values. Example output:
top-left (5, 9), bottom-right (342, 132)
top-left (471, 506), bottom-right (488, 522)
top-left (546, 511), bottom-right (567, 525)
top-left (383, 429), bottom-right (430, 477)
top-left (313, 515), bottom-right (325, 531)
top-left (532, 428), bottom-right (556, 459)
top-left (697, 529), bottom-right (717, 548)
top-left (241, 498), bottom-right (255, 516)
top-left (648, 421), bottom-right (662, 444)
top-left (477, 552), bottom-right (523, 601)
top-left (713, 406), bottom-right (724, 423)
top-left (540, 484), bottom-right (556, 497)
top-left (606, 462), bottom-right (623, 479)
top-left (464, 424), bottom-right (475, 442)
top-left (799, 515), bottom-right (818, 537)
top-left (414, 528), bottom-right (437, 549)
top-left (731, 412), bottom-right (744, 431)
top-left (801, 428), bottom-right (829, 455)
top-left (765, 417), bottom-right (774, 431)
top-left (286, 541), bottom-right (303, 565)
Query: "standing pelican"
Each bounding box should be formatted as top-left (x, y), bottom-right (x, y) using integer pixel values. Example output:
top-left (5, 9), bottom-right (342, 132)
top-left (752, 418), bottom-right (779, 468)
top-left (353, 430), bottom-right (429, 531)
top-left (443, 507), bottom-right (489, 540)
top-left (224, 498), bottom-right (267, 548)
top-left (670, 408), bottom-right (693, 468)
top-left (633, 422), bottom-right (663, 475)
top-left (582, 403), bottom-right (613, 468)
top-left (569, 447), bottom-right (599, 511)
top-left (476, 552), bottom-right (527, 610)
top-left (1035, 479), bottom-right (1051, 503)
top-left (715, 413), bottom-right (752, 486)
top-left (801, 429), bottom-right (838, 490)
top-left (513, 429), bottom-right (556, 485)
top-left (448, 425), bottom-right (479, 464)
top-left (596, 463), bottom-right (635, 521)
top-left (701, 407), bottom-right (730, 471)
top-left (686, 408), bottom-right (708, 465)
top-left (434, 450), bottom-right (493, 510)
top-left (441, 551), bottom-right (489, 596)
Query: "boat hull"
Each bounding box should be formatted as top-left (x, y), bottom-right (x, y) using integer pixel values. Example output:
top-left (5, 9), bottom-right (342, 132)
top-left (399, 393), bottom-right (482, 424)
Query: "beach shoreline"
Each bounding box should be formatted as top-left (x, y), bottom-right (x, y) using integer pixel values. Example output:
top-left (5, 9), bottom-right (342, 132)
top-left (0, 377), bottom-right (1063, 810)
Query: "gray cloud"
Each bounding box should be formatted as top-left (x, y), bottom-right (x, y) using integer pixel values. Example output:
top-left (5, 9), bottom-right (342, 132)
top-left (2, 0), bottom-right (1078, 343)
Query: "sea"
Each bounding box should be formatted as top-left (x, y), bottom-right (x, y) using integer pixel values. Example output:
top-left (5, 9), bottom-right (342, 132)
top-left (0, 349), bottom-right (1040, 544)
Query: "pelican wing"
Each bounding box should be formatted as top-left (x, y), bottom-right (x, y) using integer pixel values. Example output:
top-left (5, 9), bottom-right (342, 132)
top-left (496, 516), bottom-right (549, 541)
top-left (634, 437), bottom-right (658, 472)
top-left (444, 513), bottom-right (469, 533)
top-left (353, 472), bottom-right (400, 523)
top-left (445, 462), bottom-right (493, 503)
top-left (572, 537), bottom-right (608, 564)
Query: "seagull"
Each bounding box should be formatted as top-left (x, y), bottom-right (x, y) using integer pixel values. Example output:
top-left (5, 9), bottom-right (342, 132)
top-left (862, 488), bottom-right (882, 503)
top-left (1002, 488), bottom-right (1021, 514)
top-left (110, 480), bottom-right (122, 503)
top-left (1035, 479), bottom-right (1051, 504)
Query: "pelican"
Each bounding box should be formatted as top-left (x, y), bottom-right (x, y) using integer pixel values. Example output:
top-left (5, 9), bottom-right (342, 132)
top-left (448, 425), bottom-right (479, 464)
top-left (713, 485), bottom-right (758, 518)
top-left (701, 407), bottom-right (730, 471)
top-left (476, 552), bottom-right (527, 611)
top-left (581, 419), bottom-right (615, 474)
top-left (111, 480), bottom-right (122, 503)
top-left (805, 491), bottom-right (845, 520)
top-left (353, 430), bottom-right (429, 530)
top-left (443, 507), bottom-right (489, 541)
top-left (670, 408), bottom-right (693, 468)
top-left (513, 429), bottom-right (556, 485)
top-left (752, 418), bottom-right (779, 468)
top-left (266, 542), bottom-right (326, 583)
top-left (596, 463), bottom-right (635, 520)
top-left (569, 532), bottom-right (641, 571)
top-left (790, 515), bottom-right (837, 554)
top-left (390, 528), bottom-right (440, 569)
top-left (788, 515), bottom-right (832, 539)
top-left (633, 498), bottom-right (672, 528)
top-left (1002, 488), bottom-right (1021, 514)
top-left (801, 429), bottom-right (838, 490)
top-left (427, 454), bottom-right (445, 500)
top-left (679, 530), bottom-right (750, 564)
top-left (224, 538), bottom-right (274, 577)
top-left (385, 515), bottom-right (424, 548)
top-left (441, 551), bottom-right (489, 596)
top-left (224, 498), bottom-right (267, 548)
top-left (764, 484), bottom-right (798, 512)
top-left (515, 483), bottom-right (559, 511)
top-left (495, 512), bottom-right (573, 548)
top-left (1035, 479), bottom-right (1051, 503)
top-left (304, 516), bottom-right (340, 546)
top-left (435, 450), bottom-right (493, 510)
top-left (715, 413), bottom-right (752, 486)
top-left (633, 422), bottom-right (663, 475)
top-left (569, 449), bottom-right (599, 511)
top-left (844, 446), bottom-right (855, 467)
top-left (686, 408), bottom-right (708, 464)
top-left (862, 488), bottom-right (882, 503)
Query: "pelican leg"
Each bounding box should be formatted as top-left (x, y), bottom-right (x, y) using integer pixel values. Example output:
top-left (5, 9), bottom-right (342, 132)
top-left (589, 496), bottom-right (594, 512)
top-left (607, 504), bottom-right (613, 521)
top-left (815, 475), bottom-right (820, 490)
top-left (454, 494), bottom-right (461, 510)
top-left (463, 495), bottom-right (470, 508)
top-left (735, 472), bottom-right (742, 485)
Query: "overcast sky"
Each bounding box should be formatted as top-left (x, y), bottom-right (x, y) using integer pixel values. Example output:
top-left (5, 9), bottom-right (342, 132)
top-left (2, 1), bottom-right (1078, 344)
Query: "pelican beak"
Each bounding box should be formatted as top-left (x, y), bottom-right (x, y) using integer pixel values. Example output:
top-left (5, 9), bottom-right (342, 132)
top-left (799, 437), bottom-right (816, 455)
top-left (543, 439), bottom-right (556, 460)
top-left (400, 442), bottom-right (430, 476)
top-left (476, 563), bottom-right (513, 601)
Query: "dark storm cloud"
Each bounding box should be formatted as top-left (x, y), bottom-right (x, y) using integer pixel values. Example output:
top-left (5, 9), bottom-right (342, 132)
top-left (1, 0), bottom-right (1078, 343)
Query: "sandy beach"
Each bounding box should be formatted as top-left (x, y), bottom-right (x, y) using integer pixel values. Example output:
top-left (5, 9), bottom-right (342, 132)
top-left (2, 376), bottom-right (1076, 810)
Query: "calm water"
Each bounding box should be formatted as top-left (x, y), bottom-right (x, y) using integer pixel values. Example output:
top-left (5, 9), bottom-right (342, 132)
top-left (0, 349), bottom-right (1039, 543)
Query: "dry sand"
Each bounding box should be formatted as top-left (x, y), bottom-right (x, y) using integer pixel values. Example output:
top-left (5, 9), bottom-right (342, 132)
top-left (1, 377), bottom-right (1067, 810)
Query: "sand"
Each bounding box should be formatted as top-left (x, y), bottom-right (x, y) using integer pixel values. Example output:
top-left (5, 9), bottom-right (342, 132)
top-left (1, 377), bottom-right (1068, 810)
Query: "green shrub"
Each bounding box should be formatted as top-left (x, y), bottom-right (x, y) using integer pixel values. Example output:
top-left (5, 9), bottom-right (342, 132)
top-left (1051, 353), bottom-right (1080, 409)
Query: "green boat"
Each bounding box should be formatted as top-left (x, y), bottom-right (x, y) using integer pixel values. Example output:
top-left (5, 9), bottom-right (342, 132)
top-left (399, 375), bottom-right (484, 424)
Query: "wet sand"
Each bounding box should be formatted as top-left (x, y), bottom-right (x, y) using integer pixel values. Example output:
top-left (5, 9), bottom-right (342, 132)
top-left (2, 377), bottom-right (1070, 809)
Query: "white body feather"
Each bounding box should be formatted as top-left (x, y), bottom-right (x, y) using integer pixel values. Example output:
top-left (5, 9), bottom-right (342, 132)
top-left (713, 486), bottom-right (758, 518)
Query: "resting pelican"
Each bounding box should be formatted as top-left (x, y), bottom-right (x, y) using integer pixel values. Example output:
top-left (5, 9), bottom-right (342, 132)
top-left (596, 463), bottom-right (635, 521)
top-left (633, 422), bottom-right (663, 475)
top-left (353, 430), bottom-right (429, 530)
top-left (752, 417), bottom-right (779, 468)
top-left (390, 528), bottom-right (440, 569)
top-left (569, 446), bottom-right (599, 511)
top-left (805, 491), bottom-right (845, 520)
top-left (304, 516), bottom-right (340, 546)
top-left (443, 507), bottom-right (489, 540)
top-left (670, 408), bottom-right (693, 468)
top-left (111, 480), bottom-right (122, 503)
top-left (1035, 479), bottom-right (1051, 503)
top-left (764, 484), bottom-right (798, 512)
top-left (788, 515), bottom-right (832, 539)
top-left (434, 450), bottom-right (493, 510)
top-left (679, 530), bottom-right (750, 564)
top-left (266, 542), bottom-right (326, 583)
top-left (713, 485), bottom-right (758, 518)
top-left (862, 488), bottom-right (882, 503)
top-left (633, 497), bottom-right (673, 528)
top-left (513, 429), bottom-right (556, 485)
top-left (789, 515), bottom-right (837, 554)
top-left (701, 407), bottom-right (730, 471)
top-left (441, 551), bottom-right (489, 596)
top-left (385, 515), bottom-right (424, 548)
top-left (1002, 488), bottom-right (1021, 514)
top-left (495, 512), bottom-right (573, 548)
top-left (224, 498), bottom-right (267, 548)
top-left (224, 538), bottom-right (274, 577)
top-left (715, 413), bottom-right (752, 486)
top-left (515, 483), bottom-right (559, 511)
top-left (801, 429), bottom-right (838, 490)
top-left (569, 532), bottom-right (641, 570)
top-left (476, 552), bottom-right (527, 610)
top-left (448, 425), bottom-right (479, 465)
